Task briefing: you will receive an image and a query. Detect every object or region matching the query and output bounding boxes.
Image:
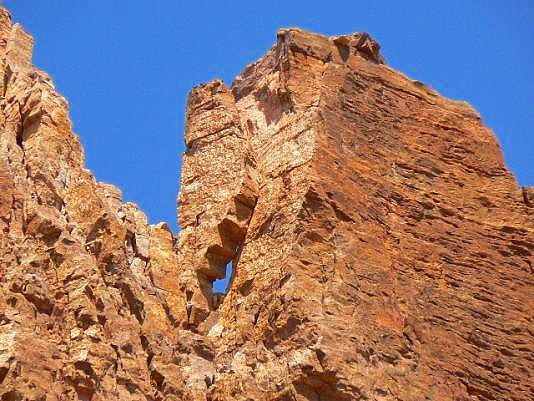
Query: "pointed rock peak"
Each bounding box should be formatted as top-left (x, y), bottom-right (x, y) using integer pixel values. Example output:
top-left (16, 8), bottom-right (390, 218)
top-left (0, 9), bottom-right (33, 71)
top-left (276, 27), bottom-right (385, 65)
top-left (0, 7), bottom-right (11, 24)
top-left (332, 31), bottom-right (385, 64)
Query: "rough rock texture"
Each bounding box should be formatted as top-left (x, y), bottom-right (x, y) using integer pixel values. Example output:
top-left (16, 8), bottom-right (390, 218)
top-left (0, 8), bottom-right (194, 400)
top-left (1, 6), bottom-right (533, 401)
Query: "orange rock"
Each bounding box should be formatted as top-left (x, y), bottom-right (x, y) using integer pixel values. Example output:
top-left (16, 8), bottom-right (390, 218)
top-left (0, 6), bottom-right (532, 401)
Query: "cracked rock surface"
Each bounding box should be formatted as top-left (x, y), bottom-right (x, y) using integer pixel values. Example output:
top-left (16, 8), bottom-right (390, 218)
top-left (1, 7), bottom-right (533, 401)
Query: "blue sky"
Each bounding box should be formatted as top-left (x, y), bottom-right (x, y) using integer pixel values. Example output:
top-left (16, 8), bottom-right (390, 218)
top-left (7, 1), bottom-right (534, 235)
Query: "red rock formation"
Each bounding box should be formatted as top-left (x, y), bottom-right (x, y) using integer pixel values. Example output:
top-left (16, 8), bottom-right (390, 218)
top-left (0, 8), bottom-right (190, 400)
top-left (1, 6), bottom-right (533, 401)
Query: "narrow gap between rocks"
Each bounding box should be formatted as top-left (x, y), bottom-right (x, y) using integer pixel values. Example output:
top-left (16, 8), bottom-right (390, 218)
top-left (210, 260), bottom-right (234, 310)
top-left (213, 261), bottom-right (233, 294)
top-left (210, 242), bottom-right (244, 310)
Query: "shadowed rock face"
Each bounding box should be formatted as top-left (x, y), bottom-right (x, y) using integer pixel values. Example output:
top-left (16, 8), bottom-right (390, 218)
top-left (0, 6), bottom-right (532, 401)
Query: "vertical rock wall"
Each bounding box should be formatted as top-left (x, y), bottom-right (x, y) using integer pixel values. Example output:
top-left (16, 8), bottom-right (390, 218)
top-left (177, 80), bottom-right (256, 330)
top-left (177, 28), bottom-right (533, 401)
top-left (1, 6), bottom-right (533, 401)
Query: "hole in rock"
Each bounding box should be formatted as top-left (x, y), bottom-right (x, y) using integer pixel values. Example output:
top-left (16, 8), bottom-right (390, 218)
top-left (205, 216), bottom-right (252, 311)
top-left (213, 260), bottom-right (233, 294)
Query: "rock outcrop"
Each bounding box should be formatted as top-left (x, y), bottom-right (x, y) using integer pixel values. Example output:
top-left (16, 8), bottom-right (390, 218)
top-left (0, 8), bottom-right (192, 400)
top-left (1, 7), bottom-right (532, 401)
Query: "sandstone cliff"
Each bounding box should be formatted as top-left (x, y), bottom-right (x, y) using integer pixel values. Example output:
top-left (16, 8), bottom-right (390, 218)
top-left (0, 7), bottom-right (532, 401)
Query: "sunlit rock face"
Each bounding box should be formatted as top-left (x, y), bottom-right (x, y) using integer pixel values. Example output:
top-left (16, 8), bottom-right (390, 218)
top-left (0, 8), bottom-right (189, 400)
top-left (1, 6), bottom-right (533, 401)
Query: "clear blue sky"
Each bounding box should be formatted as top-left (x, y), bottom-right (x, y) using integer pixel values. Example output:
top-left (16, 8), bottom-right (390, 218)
top-left (7, 1), bottom-right (534, 235)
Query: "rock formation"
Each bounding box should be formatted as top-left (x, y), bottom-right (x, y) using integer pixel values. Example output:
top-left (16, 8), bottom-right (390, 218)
top-left (0, 6), bottom-right (532, 401)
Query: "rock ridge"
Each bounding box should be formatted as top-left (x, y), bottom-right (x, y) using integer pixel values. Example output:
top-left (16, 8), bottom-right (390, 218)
top-left (1, 7), bottom-right (533, 401)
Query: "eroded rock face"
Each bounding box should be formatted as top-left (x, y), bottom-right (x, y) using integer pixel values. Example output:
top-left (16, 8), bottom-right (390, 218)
top-left (0, 9), bottom-right (194, 400)
top-left (1, 7), bottom-right (533, 401)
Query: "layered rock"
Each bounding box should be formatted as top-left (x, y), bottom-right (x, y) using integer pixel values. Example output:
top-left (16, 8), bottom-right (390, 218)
top-left (178, 28), bottom-right (534, 401)
top-left (1, 6), bottom-right (533, 401)
top-left (0, 8), bottom-right (195, 400)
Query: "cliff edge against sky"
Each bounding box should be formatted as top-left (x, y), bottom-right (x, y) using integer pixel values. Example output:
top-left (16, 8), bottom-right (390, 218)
top-left (0, 7), bottom-right (533, 401)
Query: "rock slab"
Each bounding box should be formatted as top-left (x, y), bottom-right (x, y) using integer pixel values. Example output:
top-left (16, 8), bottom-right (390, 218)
top-left (1, 7), bottom-right (533, 401)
